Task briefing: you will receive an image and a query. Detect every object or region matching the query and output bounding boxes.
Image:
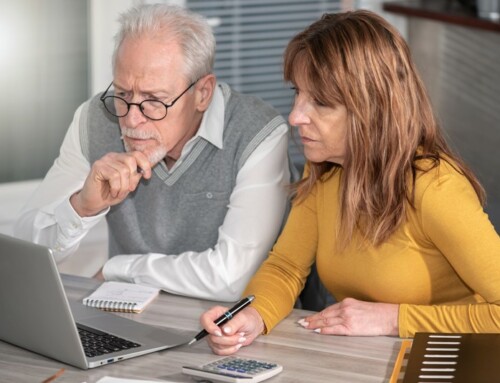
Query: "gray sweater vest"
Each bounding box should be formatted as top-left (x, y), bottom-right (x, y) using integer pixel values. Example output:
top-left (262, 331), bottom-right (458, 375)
top-left (80, 83), bottom-right (286, 256)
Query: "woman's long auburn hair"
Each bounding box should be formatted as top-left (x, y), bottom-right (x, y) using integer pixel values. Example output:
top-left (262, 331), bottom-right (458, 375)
top-left (285, 10), bottom-right (485, 249)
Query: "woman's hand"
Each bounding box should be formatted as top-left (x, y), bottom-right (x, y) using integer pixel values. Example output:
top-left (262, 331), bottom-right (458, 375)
top-left (298, 297), bottom-right (399, 336)
top-left (200, 306), bottom-right (265, 355)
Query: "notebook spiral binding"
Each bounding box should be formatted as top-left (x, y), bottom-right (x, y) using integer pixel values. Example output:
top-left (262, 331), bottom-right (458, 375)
top-left (86, 299), bottom-right (138, 313)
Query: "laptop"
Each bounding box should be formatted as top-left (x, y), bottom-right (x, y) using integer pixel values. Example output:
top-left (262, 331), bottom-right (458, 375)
top-left (0, 233), bottom-right (189, 369)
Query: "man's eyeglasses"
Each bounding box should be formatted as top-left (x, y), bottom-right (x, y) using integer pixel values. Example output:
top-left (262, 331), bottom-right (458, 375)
top-left (100, 81), bottom-right (197, 121)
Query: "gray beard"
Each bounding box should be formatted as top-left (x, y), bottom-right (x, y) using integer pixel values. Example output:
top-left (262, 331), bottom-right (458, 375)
top-left (122, 139), bottom-right (167, 168)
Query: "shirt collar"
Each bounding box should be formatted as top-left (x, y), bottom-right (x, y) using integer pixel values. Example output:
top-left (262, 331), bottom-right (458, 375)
top-left (196, 83), bottom-right (224, 149)
top-left (162, 83), bottom-right (225, 174)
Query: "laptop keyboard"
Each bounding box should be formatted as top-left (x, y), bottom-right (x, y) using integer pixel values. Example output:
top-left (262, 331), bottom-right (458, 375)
top-left (77, 325), bottom-right (141, 357)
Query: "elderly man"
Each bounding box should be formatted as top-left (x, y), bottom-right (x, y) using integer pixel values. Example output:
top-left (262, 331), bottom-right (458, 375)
top-left (15, 4), bottom-right (294, 301)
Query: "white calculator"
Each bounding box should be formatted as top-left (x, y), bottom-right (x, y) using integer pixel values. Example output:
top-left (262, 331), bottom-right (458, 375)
top-left (182, 356), bottom-right (283, 382)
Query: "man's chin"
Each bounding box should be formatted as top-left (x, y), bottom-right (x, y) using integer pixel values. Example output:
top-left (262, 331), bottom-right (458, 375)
top-left (124, 143), bottom-right (167, 167)
top-left (143, 148), bottom-right (168, 167)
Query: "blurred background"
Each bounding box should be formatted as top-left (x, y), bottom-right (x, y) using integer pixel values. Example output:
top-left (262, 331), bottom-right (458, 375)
top-left (0, 0), bottom-right (498, 236)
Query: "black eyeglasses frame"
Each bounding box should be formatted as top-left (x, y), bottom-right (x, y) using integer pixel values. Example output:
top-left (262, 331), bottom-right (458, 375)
top-left (99, 80), bottom-right (197, 121)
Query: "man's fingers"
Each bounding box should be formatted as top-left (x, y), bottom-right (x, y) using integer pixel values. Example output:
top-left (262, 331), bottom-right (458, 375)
top-left (95, 154), bottom-right (146, 198)
top-left (73, 151), bottom-right (151, 217)
top-left (116, 153), bottom-right (147, 190)
top-left (95, 163), bottom-right (127, 199)
top-left (130, 151), bottom-right (152, 179)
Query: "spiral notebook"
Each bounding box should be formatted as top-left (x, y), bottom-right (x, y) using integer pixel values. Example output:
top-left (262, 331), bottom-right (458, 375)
top-left (83, 281), bottom-right (160, 313)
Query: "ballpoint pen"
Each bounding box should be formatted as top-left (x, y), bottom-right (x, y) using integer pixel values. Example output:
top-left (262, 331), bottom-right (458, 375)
top-left (188, 295), bottom-right (255, 346)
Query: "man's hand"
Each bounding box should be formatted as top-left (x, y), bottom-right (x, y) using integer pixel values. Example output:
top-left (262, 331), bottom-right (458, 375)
top-left (298, 297), bottom-right (399, 336)
top-left (70, 151), bottom-right (152, 217)
top-left (200, 306), bottom-right (265, 355)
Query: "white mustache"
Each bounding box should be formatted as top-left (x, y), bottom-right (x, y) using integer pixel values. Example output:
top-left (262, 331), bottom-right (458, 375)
top-left (120, 128), bottom-right (160, 141)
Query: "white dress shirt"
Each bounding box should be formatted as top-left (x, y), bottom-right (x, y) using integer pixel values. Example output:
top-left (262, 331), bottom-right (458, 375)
top-left (15, 85), bottom-right (291, 302)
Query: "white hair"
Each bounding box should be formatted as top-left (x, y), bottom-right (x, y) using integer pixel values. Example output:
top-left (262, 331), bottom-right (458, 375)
top-left (112, 4), bottom-right (215, 82)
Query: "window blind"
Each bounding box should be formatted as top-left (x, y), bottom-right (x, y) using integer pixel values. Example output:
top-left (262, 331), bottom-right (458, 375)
top-left (187, 0), bottom-right (342, 169)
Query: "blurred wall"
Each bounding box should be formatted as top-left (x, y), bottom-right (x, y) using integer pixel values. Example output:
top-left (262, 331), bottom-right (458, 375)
top-left (0, 0), bottom-right (88, 183)
top-left (408, 18), bottom-right (500, 230)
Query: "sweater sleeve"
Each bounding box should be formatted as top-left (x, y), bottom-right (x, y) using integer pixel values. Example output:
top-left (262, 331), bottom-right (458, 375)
top-left (243, 179), bottom-right (319, 333)
top-left (399, 167), bottom-right (500, 337)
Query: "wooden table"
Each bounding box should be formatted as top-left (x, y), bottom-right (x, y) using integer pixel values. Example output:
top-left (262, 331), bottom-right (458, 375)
top-left (0, 274), bottom-right (401, 382)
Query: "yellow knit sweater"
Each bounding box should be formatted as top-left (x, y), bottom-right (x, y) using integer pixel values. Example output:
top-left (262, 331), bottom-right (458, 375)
top-left (243, 159), bottom-right (500, 338)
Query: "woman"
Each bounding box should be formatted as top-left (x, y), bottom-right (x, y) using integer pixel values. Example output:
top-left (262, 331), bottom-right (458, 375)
top-left (200, 10), bottom-right (500, 355)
